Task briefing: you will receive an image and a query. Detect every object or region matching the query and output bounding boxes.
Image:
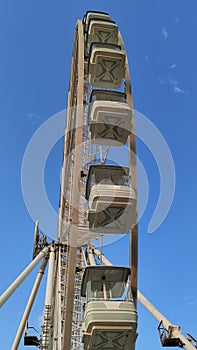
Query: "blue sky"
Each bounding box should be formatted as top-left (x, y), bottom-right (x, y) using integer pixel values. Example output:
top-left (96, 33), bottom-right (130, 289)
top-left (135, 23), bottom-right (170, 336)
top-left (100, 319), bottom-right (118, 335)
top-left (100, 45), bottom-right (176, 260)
top-left (0, 0), bottom-right (197, 349)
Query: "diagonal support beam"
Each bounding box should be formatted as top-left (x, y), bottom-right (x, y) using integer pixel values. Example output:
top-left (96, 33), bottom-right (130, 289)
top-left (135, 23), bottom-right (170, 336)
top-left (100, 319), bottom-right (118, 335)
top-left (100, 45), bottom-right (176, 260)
top-left (0, 246), bottom-right (49, 308)
top-left (138, 291), bottom-right (197, 350)
top-left (11, 257), bottom-right (48, 350)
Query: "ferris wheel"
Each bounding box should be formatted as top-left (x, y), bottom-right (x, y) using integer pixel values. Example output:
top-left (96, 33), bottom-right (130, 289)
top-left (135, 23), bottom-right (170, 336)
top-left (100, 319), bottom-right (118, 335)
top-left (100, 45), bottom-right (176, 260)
top-left (54, 11), bottom-right (138, 350)
top-left (1, 10), bottom-right (197, 350)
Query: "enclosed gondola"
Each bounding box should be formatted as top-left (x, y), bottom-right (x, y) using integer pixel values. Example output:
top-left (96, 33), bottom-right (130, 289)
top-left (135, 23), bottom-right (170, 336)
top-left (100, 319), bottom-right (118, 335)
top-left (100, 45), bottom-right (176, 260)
top-left (81, 265), bottom-right (138, 350)
top-left (86, 165), bottom-right (136, 233)
top-left (88, 43), bottom-right (126, 88)
top-left (88, 90), bottom-right (132, 145)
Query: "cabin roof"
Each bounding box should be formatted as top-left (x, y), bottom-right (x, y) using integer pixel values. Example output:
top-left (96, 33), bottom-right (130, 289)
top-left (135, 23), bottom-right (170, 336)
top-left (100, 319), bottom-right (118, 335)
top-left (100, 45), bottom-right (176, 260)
top-left (81, 266), bottom-right (130, 297)
top-left (85, 165), bottom-right (129, 199)
top-left (83, 11), bottom-right (111, 32)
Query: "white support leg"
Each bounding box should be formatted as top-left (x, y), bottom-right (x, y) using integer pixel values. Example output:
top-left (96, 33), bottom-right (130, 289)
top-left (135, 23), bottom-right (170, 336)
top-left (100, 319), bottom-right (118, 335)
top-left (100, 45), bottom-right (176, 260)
top-left (0, 246), bottom-right (49, 308)
top-left (87, 246), bottom-right (96, 265)
top-left (11, 257), bottom-right (48, 350)
top-left (93, 247), bottom-right (112, 266)
top-left (41, 244), bottom-right (56, 349)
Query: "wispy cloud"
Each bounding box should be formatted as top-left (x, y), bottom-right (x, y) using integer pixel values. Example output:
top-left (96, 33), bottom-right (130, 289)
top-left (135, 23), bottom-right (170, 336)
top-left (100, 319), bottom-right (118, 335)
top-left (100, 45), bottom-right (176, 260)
top-left (157, 74), bottom-right (187, 95)
top-left (28, 112), bottom-right (41, 120)
top-left (156, 77), bottom-right (167, 85)
top-left (145, 55), bottom-right (151, 66)
top-left (161, 26), bottom-right (168, 39)
top-left (184, 296), bottom-right (196, 306)
top-left (168, 75), bottom-right (187, 95)
top-left (173, 86), bottom-right (185, 94)
top-left (17, 311), bottom-right (23, 318)
top-left (174, 17), bottom-right (180, 24)
top-left (38, 314), bottom-right (44, 326)
top-left (170, 64), bottom-right (176, 70)
top-left (145, 55), bottom-right (149, 63)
